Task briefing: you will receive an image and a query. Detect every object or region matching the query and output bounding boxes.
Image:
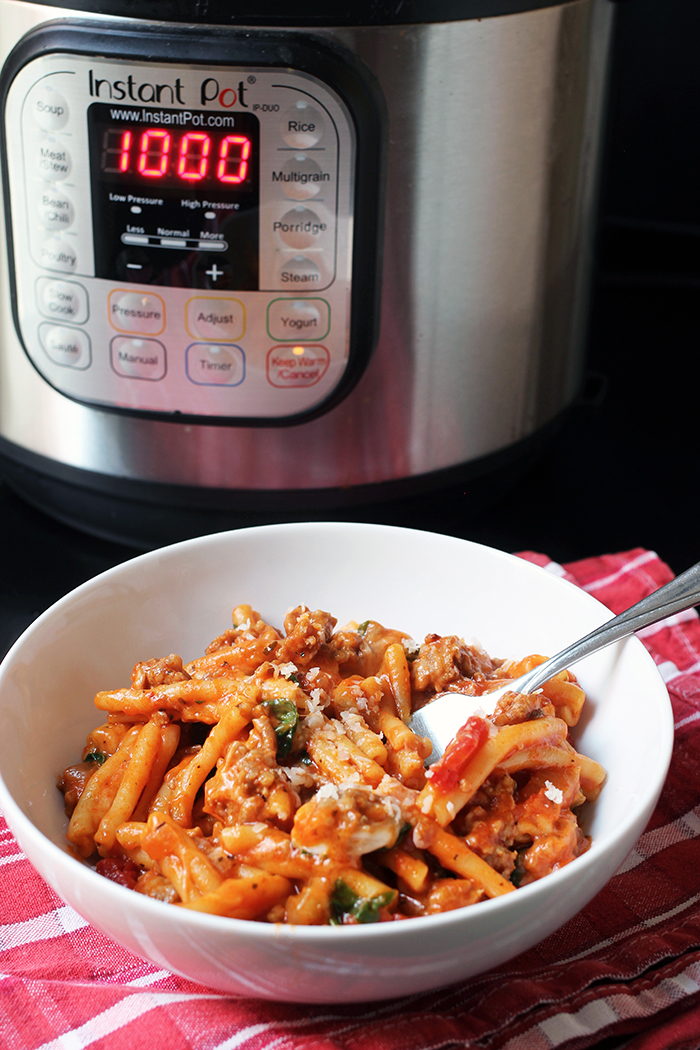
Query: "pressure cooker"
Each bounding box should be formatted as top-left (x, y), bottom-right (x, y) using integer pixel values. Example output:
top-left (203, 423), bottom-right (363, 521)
top-left (0, 0), bottom-right (616, 545)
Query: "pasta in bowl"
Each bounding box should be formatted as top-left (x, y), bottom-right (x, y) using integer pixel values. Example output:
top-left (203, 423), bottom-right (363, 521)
top-left (0, 523), bottom-right (673, 1001)
top-left (59, 603), bottom-right (606, 924)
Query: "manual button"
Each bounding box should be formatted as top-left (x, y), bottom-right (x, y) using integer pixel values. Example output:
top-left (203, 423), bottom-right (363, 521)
top-left (185, 297), bottom-right (245, 342)
top-left (109, 290), bottom-right (165, 335)
top-left (111, 337), bottom-right (166, 381)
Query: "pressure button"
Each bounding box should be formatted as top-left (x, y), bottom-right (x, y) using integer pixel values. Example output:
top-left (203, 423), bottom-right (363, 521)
top-left (108, 291), bottom-right (165, 335)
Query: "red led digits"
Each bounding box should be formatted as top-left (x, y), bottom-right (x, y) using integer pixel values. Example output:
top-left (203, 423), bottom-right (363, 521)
top-left (138, 130), bottom-right (171, 177)
top-left (217, 136), bottom-right (252, 184)
top-left (177, 132), bottom-right (211, 181)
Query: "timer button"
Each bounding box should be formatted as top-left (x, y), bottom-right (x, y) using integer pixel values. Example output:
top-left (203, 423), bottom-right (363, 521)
top-left (40, 236), bottom-right (77, 273)
top-left (31, 84), bottom-right (69, 132)
top-left (275, 206), bottom-right (327, 250)
top-left (280, 102), bottom-right (324, 148)
top-left (267, 298), bottom-right (329, 341)
top-left (278, 255), bottom-right (322, 288)
top-left (39, 324), bottom-right (91, 369)
top-left (186, 297), bottom-right (245, 342)
top-left (36, 278), bottom-right (88, 324)
top-left (38, 190), bottom-right (74, 231)
top-left (186, 343), bottom-right (245, 386)
top-left (278, 154), bottom-right (326, 200)
top-left (109, 291), bottom-right (166, 335)
top-left (111, 337), bottom-right (166, 381)
top-left (38, 137), bottom-right (71, 181)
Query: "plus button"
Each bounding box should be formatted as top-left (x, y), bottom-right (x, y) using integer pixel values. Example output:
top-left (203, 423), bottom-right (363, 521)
top-left (206, 263), bottom-right (224, 283)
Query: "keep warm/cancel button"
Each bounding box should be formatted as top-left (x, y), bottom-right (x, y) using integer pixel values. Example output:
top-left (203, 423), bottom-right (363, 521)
top-left (266, 344), bottom-right (329, 388)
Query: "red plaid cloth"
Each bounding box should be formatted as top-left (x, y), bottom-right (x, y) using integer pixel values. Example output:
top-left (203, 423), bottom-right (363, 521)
top-left (2, 548), bottom-right (700, 1050)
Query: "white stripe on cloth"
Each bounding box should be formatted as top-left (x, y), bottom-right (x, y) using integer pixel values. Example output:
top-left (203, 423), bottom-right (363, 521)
top-left (0, 852), bottom-right (24, 867)
top-left (616, 805), bottom-right (700, 874)
top-left (0, 905), bottom-right (89, 951)
top-left (581, 551), bottom-right (658, 594)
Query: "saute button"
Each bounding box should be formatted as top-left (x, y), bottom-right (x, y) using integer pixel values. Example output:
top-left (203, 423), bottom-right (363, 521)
top-left (38, 137), bottom-right (71, 181)
top-left (278, 255), bottom-right (322, 287)
top-left (31, 84), bottom-right (69, 131)
top-left (267, 298), bottom-right (329, 341)
top-left (186, 343), bottom-right (245, 386)
top-left (39, 324), bottom-right (91, 369)
top-left (275, 207), bottom-right (326, 249)
top-left (36, 278), bottom-right (88, 324)
top-left (277, 154), bottom-right (326, 200)
top-left (280, 102), bottom-right (324, 148)
top-left (40, 236), bottom-right (77, 273)
top-left (267, 344), bottom-right (329, 388)
top-left (186, 297), bottom-right (245, 341)
top-left (38, 190), bottom-right (74, 231)
top-left (111, 337), bottom-right (166, 381)
top-left (109, 291), bottom-right (166, 334)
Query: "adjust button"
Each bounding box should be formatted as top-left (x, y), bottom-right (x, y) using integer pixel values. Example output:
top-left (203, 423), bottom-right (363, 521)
top-left (111, 337), bottom-right (166, 381)
top-left (186, 343), bottom-right (245, 386)
top-left (186, 297), bottom-right (245, 342)
top-left (108, 290), bottom-right (166, 335)
top-left (36, 278), bottom-right (88, 324)
top-left (39, 324), bottom-right (91, 369)
top-left (267, 298), bottom-right (329, 341)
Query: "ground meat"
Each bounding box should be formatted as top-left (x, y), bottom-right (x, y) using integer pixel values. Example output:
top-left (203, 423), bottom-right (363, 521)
top-left (95, 857), bottom-right (141, 890)
top-left (291, 784), bottom-right (405, 863)
top-left (57, 762), bottom-right (97, 816)
top-left (424, 878), bottom-right (484, 913)
top-left (455, 774), bottom-right (519, 876)
top-left (131, 654), bottom-right (190, 689)
top-left (491, 691), bottom-right (556, 726)
top-left (411, 635), bottom-right (501, 695)
top-left (276, 607), bottom-right (337, 667)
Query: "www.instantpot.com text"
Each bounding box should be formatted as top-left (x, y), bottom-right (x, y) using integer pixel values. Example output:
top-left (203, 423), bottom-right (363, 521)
top-left (107, 108), bottom-right (239, 127)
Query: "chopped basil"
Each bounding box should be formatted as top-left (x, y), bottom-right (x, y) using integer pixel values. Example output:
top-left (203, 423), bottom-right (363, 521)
top-left (329, 878), bottom-right (396, 925)
top-left (84, 751), bottom-right (106, 765)
top-left (357, 620), bottom-right (370, 636)
top-left (263, 698), bottom-right (299, 759)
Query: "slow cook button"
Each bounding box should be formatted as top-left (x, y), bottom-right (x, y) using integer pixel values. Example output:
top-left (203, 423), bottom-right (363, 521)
top-left (111, 337), bottom-right (166, 381)
top-left (274, 206), bottom-right (326, 249)
top-left (31, 83), bottom-right (69, 131)
top-left (266, 344), bottom-right (329, 388)
top-left (109, 290), bottom-right (165, 334)
top-left (39, 324), bottom-right (91, 369)
top-left (186, 343), bottom-right (245, 386)
top-left (40, 236), bottom-right (77, 273)
top-left (267, 298), bottom-right (329, 341)
top-left (185, 297), bottom-right (245, 342)
top-left (36, 277), bottom-right (88, 323)
top-left (38, 137), bottom-right (71, 181)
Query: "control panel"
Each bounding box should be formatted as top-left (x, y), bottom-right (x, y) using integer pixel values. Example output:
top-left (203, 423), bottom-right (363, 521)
top-left (1, 27), bottom-right (371, 423)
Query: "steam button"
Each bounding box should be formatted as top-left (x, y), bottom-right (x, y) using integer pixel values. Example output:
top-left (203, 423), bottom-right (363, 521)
top-left (280, 102), bottom-right (323, 148)
top-left (31, 84), bottom-right (69, 131)
top-left (38, 137), bottom-right (71, 181)
top-left (39, 324), bottom-right (91, 369)
top-left (278, 254), bottom-right (322, 288)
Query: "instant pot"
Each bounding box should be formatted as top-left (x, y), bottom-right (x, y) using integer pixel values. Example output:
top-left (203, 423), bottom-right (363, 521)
top-left (0, 0), bottom-right (616, 546)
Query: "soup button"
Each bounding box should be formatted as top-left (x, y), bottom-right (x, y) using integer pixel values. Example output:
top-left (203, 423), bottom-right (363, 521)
top-left (267, 344), bottom-right (329, 388)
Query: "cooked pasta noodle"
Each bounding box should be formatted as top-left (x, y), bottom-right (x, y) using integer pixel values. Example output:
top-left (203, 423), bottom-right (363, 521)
top-left (57, 604), bottom-right (605, 924)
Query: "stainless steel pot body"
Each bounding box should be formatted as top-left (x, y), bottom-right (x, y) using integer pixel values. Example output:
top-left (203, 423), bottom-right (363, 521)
top-left (0, 0), bottom-right (613, 495)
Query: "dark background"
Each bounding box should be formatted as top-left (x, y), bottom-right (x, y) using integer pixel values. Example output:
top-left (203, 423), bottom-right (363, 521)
top-left (1, 0), bottom-right (698, 657)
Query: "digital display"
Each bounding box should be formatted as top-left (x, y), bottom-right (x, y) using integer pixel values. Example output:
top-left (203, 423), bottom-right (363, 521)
top-left (88, 104), bottom-right (260, 290)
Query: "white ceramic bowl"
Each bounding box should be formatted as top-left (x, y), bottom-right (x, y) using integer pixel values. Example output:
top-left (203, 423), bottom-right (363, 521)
top-left (0, 523), bottom-right (673, 1003)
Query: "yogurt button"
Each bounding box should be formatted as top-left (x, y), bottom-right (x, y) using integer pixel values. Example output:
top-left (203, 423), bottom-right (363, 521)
top-left (38, 190), bottom-right (74, 231)
top-left (111, 337), bottom-right (166, 381)
top-left (185, 297), bottom-right (245, 341)
top-left (280, 102), bottom-right (324, 148)
top-left (278, 255), bottom-right (322, 287)
top-left (267, 298), bottom-right (329, 341)
top-left (40, 237), bottom-right (77, 273)
top-left (277, 154), bottom-right (327, 200)
top-left (109, 291), bottom-right (165, 334)
top-left (186, 343), bottom-right (245, 386)
top-left (31, 84), bottom-right (69, 131)
top-left (39, 324), bottom-right (91, 369)
top-left (274, 206), bottom-right (327, 249)
top-left (36, 278), bottom-right (88, 323)
top-left (38, 137), bottom-right (71, 181)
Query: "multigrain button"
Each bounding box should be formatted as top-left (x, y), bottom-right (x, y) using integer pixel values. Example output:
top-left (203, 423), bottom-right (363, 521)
top-left (31, 83), bottom-right (69, 131)
top-left (267, 344), bottom-right (329, 388)
top-left (278, 255), bottom-right (322, 287)
top-left (111, 337), bottom-right (166, 380)
top-left (36, 278), bottom-right (88, 323)
top-left (276, 154), bottom-right (327, 200)
top-left (109, 290), bottom-right (165, 335)
top-left (186, 297), bottom-right (245, 341)
top-left (267, 298), bottom-right (329, 341)
top-left (280, 102), bottom-right (324, 148)
top-left (38, 190), bottom-right (74, 231)
top-left (186, 343), bottom-right (245, 386)
top-left (38, 137), bottom-right (71, 181)
top-left (40, 236), bottom-right (77, 273)
top-left (39, 324), bottom-right (91, 369)
top-left (274, 206), bottom-right (326, 249)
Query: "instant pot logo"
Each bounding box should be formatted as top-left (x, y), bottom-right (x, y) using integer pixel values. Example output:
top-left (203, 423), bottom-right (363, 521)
top-left (88, 71), bottom-right (249, 108)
